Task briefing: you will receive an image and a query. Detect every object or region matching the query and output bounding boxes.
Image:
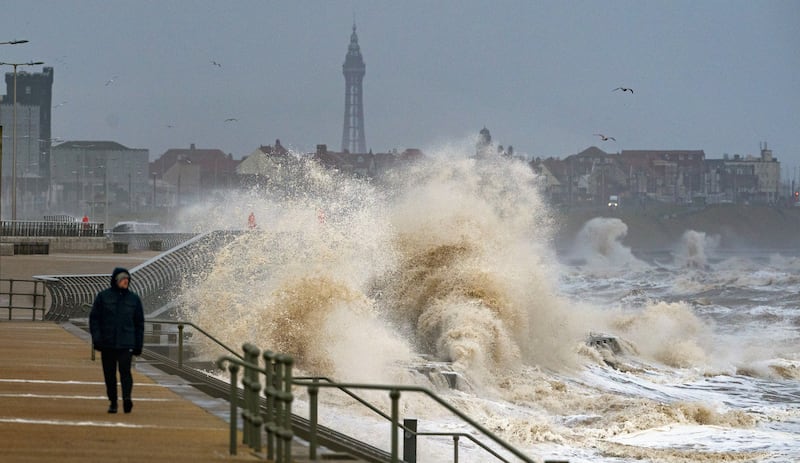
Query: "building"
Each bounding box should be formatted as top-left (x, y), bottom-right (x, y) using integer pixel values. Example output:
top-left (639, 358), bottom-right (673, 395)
top-left (236, 139), bottom-right (294, 190)
top-left (532, 143), bottom-right (784, 207)
top-left (0, 66), bottom-right (53, 218)
top-left (618, 149), bottom-right (706, 203)
top-left (341, 24), bottom-right (367, 154)
top-left (151, 144), bottom-right (237, 207)
top-left (50, 140), bottom-right (149, 221)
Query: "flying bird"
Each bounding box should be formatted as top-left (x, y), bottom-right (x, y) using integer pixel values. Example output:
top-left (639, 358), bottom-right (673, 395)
top-left (224, 118), bottom-right (238, 122)
top-left (53, 101), bottom-right (67, 109)
top-left (211, 60), bottom-right (222, 67)
top-left (594, 134), bottom-right (616, 141)
top-left (105, 75), bottom-right (119, 86)
top-left (613, 87), bottom-right (634, 93)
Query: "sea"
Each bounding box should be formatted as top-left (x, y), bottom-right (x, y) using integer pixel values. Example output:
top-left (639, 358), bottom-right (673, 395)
top-left (175, 142), bottom-right (799, 463)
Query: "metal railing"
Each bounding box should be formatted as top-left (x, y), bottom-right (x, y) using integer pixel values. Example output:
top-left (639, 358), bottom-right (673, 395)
top-left (292, 379), bottom-right (539, 463)
top-left (38, 230), bottom-right (244, 321)
top-left (0, 220), bottom-right (104, 237)
top-left (80, 316), bottom-right (564, 463)
top-left (295, 376), bottom-right (524, 463)
top-left (0, 278), bottom-right (47, 320)
top-left (107, 232), bottom-right (197, 251)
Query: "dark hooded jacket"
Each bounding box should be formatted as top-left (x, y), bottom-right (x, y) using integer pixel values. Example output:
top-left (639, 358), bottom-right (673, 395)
top-left (89, 267), bottom-right (145, 354)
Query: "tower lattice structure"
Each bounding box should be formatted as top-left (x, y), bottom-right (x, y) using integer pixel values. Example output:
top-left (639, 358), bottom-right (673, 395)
top-left (341, 24), bottom-right (366, 154)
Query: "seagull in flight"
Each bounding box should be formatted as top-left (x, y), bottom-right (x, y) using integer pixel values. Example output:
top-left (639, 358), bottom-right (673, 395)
top-left (211, 60), bottom-right (222, 68)
top-left (224, 118), bottom-right (238, 122)
top-left (105, 75), bottom-right (119, 86)
top-left (594, 133), bottom-right (616, 141)
top-left (613, 87), bottom-right (634, 94)
top-left (53, 101), bottom-right (67, 109)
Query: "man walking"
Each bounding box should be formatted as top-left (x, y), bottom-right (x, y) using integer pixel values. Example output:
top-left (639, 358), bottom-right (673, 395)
top-left (90, 267), bottom-right (144, 414)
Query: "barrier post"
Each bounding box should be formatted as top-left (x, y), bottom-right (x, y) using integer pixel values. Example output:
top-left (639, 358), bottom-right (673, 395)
top-left (309, 379), bottom-right (319, 460)
top-left (263, 351), bottom-right (276, 460)
top-left (403, 418), bottom-right (417, 463)
top-left (390, 389), bottom-right (400, 463)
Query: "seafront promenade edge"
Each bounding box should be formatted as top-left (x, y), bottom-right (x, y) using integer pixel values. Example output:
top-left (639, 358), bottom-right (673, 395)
top-left (0, 320), bottom-right (261, 462)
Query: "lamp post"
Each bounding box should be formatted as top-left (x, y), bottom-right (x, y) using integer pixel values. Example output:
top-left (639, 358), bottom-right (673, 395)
top-left (103, 165), bottom-right (108, 230)
top-left (72, 170), bottom-right (79, 212)
top-left (0, 60), bottom-right (45, 220)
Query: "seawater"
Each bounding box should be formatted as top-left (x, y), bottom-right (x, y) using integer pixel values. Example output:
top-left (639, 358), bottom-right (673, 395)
top-left (175, 142), bottom-right (799, 463)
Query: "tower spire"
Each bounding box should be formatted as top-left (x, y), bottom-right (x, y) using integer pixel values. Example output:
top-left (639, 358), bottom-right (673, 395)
top-left (341, 23), bottom-right (366, 154)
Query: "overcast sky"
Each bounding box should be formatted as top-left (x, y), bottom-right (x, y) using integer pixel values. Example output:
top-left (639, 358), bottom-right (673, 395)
top-left (2, 0), bottom-right (798, 177)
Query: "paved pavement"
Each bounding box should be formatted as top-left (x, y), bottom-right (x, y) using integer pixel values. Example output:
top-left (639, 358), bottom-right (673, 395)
top-left (0, 320), bottom-right (261, 463)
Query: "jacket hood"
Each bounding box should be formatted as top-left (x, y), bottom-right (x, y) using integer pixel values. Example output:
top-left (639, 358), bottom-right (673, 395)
top-left (110, 267), bottom-right (131, 288)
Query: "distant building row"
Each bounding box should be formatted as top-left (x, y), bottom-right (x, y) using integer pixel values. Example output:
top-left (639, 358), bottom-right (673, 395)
top-left (4, 130), bottom-right (790, 220)
top-left (530, 143), bottom-right (783, 206)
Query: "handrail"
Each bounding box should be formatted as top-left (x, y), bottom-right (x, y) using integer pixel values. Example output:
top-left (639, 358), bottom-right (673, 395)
top-left (292, 380), bottom-right (537, 463)
top-left (146, 318), bottom-right (244, 365)
top-left (294, 375), bottom-right (512, 461)
top-left (217, 350), bottom-right (295, 462)
top-left (415, 431), bottom-right (511, 463)
top-left (0, 278), bottom-right (48, 320)
top-left (127, 318), bottom-right (548, 462)
top-left (0, 219), bottom-right (104, 237)
top-left (294, 375), bottom-right (393, 422)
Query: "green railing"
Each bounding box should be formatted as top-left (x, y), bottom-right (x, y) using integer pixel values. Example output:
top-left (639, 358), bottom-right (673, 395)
top-left (0, 278), bottom-right (48, 320)
top-left (295, 376), bottom-right (523, 463)
top-left (141, 319), bottom-right (564, 463)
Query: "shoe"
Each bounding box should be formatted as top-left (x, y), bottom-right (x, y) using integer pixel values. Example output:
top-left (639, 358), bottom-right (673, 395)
top-left (123, 399), bottom-right (133, 413)
top-left (108, 402), bottom-right (118, 414)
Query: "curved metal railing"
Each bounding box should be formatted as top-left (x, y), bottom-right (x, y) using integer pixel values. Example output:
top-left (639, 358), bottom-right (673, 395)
top-left (39, 230), bottom-right (244, 321)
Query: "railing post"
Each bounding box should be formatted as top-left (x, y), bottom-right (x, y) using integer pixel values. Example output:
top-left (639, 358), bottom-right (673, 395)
top-left (242, 345), bottom-right (253, 448)
top-left (242, 343), bottom-right (263, 452)
top-left (8, 280), bottom-right (14, 320)
top-left (280, 354), bottom-right (293, 463)
top-left (226, 363), bottom-right (240, 455)
top-left (32, 281), bottom-right (38, 320)
top-left (263, 350), bottom-right (276, 461)
top-left (177, 324), bottom-right (184, 368)
top-left (390, 389), bottom-right (401, 463)
top-left (273, 358), bottom-right (284, 462)
top-left (453, 435), bottom-right (459, 463)
top-left (403, 418), bottom-right (417, 463)
top-left (309, 379), bottom-right (319, 461)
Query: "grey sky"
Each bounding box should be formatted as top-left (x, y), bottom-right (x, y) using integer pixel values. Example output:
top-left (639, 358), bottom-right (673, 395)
top-left (2, 0), bottom-right (799, 177)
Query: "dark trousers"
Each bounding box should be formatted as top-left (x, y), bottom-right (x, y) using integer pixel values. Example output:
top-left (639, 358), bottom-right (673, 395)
top-left (100, 348), bottom-right (133, 402)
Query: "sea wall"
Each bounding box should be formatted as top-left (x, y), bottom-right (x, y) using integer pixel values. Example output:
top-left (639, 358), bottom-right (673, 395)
top-left (554, 204), bottom-right (800, 251)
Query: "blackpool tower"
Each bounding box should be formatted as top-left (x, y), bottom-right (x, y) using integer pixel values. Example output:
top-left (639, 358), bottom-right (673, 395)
top-left (341, 24), bottom-right (366, 154)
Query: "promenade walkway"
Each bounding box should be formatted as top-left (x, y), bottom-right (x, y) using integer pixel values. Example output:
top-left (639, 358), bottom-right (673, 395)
top-left (0, 321), bottom-right (256, 463)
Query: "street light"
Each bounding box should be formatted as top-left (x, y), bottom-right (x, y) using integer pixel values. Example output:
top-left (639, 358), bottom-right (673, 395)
top-left (0, 60), bottom-right (45, 220)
